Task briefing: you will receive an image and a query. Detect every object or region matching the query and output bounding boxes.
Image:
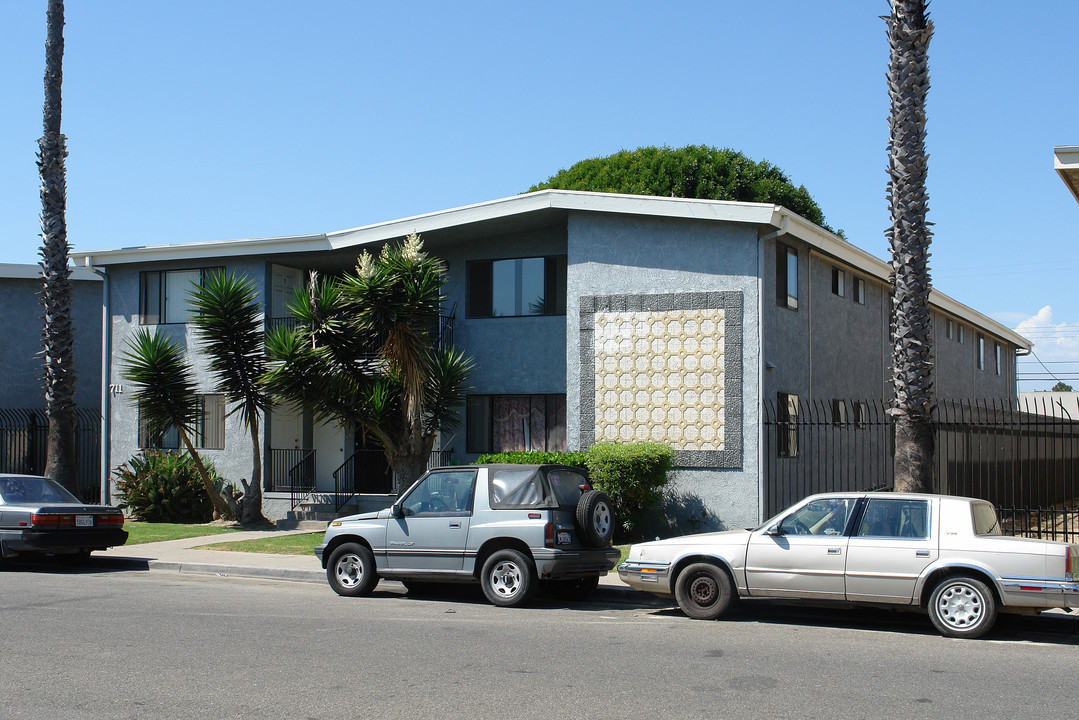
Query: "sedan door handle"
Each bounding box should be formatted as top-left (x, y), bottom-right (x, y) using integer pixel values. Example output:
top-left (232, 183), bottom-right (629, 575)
top-left (449, 522), bottom-right (461, 529)
top-left (915, 550), bottom-right (930, 557)
top-left (827, 547), bottom-right (842, 555)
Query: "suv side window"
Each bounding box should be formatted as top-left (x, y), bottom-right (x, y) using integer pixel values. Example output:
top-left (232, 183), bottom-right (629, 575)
top-left (401, 470), bottom-right (477, 517)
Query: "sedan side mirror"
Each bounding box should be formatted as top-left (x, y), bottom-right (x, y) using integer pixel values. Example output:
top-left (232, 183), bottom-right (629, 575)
top-left (390, 504), bottom-right (404, 519)
top-left (765, 524), bottom-right (782, 536)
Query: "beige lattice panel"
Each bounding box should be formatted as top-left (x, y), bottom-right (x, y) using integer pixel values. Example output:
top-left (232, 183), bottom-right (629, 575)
top-left (593, 309), bottom-right (726, 449)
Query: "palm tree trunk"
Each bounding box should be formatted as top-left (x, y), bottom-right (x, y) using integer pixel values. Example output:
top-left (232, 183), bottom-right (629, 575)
top-left (178, 428), bottom-right (231, 519)
top-left (241, 414), bottom-right (268, 525)
top-left (39, 0), bottom-right (78, 496)
top-left (887, 0), bottom-right (935, 493)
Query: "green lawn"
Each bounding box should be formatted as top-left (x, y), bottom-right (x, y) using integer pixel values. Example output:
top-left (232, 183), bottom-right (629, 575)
top-left (124, 522), bottom-right (241, 545)
top-left (207, 532), bottom-right (324, 555)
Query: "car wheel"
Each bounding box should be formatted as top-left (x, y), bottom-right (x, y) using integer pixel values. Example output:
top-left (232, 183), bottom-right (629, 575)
top-left (327, 542), bottom-right (378, 597)
top-left (928, 575), bottom-right (997, 638)
top-left (675, 562), bottom-right (734, 620)
top-left (551, 575), bottom-right (600, 601)
top-left (480, 549), bottom-right (537, 607)
top-left (576, 490), bottom-right (615, 548)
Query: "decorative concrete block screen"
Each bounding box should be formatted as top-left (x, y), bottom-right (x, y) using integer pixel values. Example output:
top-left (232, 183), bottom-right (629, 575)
top-left (580, 292), bottom-right (742, 468)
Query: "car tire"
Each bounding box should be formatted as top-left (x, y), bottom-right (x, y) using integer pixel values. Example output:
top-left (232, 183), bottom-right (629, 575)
top-left (327, 542), bottom-right (378, 597)
top-left (928, 575), bottom-right (997, 638)
top-left (480, 549), bottom-right (537, 608)
top-left (551, 575), bottom-right (600, 601)
top-left (576, 490), bottom-right (615, 548)
top-left (675, 562), bottom-right (734, 620)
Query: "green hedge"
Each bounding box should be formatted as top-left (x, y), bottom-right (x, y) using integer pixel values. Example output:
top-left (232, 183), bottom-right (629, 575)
top-left (477, 443), bottom-right (673, 540)
top-left (475, 450), bottom-right (588, 468)
top-left (584, 442), bottom-right (673, 539)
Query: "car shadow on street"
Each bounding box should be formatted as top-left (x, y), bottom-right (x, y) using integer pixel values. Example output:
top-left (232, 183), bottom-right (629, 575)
top-left (0, 555), bottom-right (151, 575)
top-left (644, 600), bottom-right (1079, 645)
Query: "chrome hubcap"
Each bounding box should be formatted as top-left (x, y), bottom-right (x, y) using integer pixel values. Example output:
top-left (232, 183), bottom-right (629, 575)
top-left (490, 561), bottom-right (522, 598)
top-left (937, 582), bottom-right (983, 629)
top-left (335, 553), bottom-right (362, 588)
top-left (592, 502), bottom-right (611, 537)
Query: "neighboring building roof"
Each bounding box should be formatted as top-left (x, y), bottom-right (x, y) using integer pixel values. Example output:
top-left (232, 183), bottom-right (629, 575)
top-left (0, 263), bottom-right (101, 282)
top-left (1055, 146), bottom-right (1079, 204)
top-left (69, 189), bottom-right (1029, 349)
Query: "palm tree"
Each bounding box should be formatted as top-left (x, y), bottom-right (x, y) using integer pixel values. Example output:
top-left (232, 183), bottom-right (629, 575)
top-left (189, 270), bottom-right (270, 525)
top-left (39, 0), bottom-right (78, 495)
top-left (121, 328), bottom-right (231, 519)
top-left (886, 0), bottom-right (935, 492)
top-left (265, 235), bottom-right (473, 494)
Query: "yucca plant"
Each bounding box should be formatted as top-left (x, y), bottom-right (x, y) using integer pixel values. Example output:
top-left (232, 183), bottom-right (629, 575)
top-left (120, 328), bottom-right (231, 518)
top-left (265, 234), bottom-right (473, 493)
top-left (886, 0), bottom-right (935, 492)
top-left (114, 451), bottom-right (216, 523)
top-left (189, 270), bottom-right (269, 525)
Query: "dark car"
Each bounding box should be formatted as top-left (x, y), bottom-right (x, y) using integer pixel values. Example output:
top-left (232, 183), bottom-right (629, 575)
top-left (0, 474), bottom-right (127, 562)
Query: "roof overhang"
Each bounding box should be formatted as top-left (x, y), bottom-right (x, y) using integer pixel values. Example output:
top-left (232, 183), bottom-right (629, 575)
top-left (69, 188), bottom-right (1030, 351)
top-left (1055, 146), bottom-right (1079, 205)
top-left (0, 263), bottom-right (101, 282)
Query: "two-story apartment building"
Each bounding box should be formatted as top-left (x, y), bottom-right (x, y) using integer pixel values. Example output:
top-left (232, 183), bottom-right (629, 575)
top-left (72, 190), bottom-right (1028, 527)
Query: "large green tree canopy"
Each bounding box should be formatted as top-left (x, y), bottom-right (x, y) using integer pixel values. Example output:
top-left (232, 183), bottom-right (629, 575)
top-left (527, 144), bottom-right (831, 231)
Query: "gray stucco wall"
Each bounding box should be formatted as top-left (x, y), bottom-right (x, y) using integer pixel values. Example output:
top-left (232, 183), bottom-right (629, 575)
top-left (933, 309), bottom-right (1017, 399)
top-left (565, 212), bottom-right (762, 530)
top-left (104, 259), bottom-right (269, 501)
top-left (0, 274), bottom-right (102, 410)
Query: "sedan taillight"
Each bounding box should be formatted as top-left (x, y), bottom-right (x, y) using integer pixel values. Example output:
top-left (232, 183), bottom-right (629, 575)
top-left (30, 513), bottom-right (75, 528)
top-left (99, 514), bottom-right (125, 526)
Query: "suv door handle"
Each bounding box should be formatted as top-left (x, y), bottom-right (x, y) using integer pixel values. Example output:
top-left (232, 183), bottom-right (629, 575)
top-left (449, 522), bottom-right (461, 529)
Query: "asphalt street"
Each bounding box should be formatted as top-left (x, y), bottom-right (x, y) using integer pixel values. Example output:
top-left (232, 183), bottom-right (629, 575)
top-left (1, 561), bottom-right (1076, 720)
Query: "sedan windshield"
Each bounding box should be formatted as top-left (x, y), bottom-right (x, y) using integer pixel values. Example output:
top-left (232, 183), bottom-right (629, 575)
top-left (0, 476), bottom-right (81, 504)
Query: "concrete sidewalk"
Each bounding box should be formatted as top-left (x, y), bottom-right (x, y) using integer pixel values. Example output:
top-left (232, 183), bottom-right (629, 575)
top-left (96, 529), bottom-right (665, 606)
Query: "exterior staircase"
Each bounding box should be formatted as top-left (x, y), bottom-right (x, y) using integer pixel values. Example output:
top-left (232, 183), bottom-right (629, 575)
top-left (275, 493), bottom-right (396, 531)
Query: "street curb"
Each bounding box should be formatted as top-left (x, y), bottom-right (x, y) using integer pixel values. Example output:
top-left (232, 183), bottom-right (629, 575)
top-left (99, 555), bottom-right (672, 605)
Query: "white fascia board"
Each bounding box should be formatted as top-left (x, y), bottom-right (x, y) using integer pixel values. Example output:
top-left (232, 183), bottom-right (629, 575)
top-left (779, 209), bottom-right (1030, 350)
top-left (0, 262), bottom-right (101, 282)
top-left (1054, 145), bottom-right (1079, 205)
top-left (324, 190), bottom-right (777, 248)
top-left (71, 233), bottom-right (331, 268)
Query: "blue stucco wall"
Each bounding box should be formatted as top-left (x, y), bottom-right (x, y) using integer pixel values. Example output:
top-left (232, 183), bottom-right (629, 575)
top-left (565, 211), bottom-right (763, 531)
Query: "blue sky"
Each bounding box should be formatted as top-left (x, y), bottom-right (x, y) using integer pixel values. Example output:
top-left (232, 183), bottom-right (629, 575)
top-left (2, 1), bottom-right (1078, 388)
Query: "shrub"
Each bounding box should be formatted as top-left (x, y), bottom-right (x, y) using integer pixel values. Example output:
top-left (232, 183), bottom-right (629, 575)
top-left (475, 450), bottom-right (588, 469)
top-left (113, 451), bottom-right (219, 523)
top-left (584, 442), bottom-right (674, 540)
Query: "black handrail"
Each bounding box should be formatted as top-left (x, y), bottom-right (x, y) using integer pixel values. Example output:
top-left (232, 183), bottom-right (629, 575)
top-left (288, 450), bottom-right (317, 510)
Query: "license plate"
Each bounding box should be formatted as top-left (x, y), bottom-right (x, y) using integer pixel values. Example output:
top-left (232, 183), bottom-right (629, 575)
top-left (557, 531), bottom-right (571, 545)
top-left (75, 515), bottom-right (93, 527)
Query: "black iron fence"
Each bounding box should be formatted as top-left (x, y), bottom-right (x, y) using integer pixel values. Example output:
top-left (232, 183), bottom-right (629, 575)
top-left (0, 408), bottom-right (101, 503)
top-left (763, 397), bottom-right (1079, 542)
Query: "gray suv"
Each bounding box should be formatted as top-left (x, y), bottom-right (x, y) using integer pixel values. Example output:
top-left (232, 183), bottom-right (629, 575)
top-left (315, 464), bottom-right (619, 607)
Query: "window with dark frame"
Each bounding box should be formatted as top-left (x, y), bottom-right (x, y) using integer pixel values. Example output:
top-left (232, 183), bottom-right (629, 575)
top-left (995, 342), bottom-right (1002, 375)
top-left (945, 318), bottom-right (954, 340)
top-left (140, 267), bottom-right (224, 324)
top-left (831, 267), bottom-right (845, 298)
top-left (854, 401), bottom-right (870, 428)
top-left (776, 244), bottom-right (798, 309)
top-left (831, 399), bottom-right (847, 427)
top-left (852, 276), bottom-right (865, 304)
top-left (466, 256), bottom-right (567, 318)
top-left (138, 394), bottom-right (226, 450)
top-left (466, 394), bottom-right (567, 454)
top-left (777, 392), bottom-right (799, 457)
top-left (977, 333), bottom-right (985, 370)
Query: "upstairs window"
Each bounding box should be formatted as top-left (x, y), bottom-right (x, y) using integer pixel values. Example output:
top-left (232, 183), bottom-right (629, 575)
top-left (852, 276), bottom-right (865, 305)
top-left (946, 318), bottom-right (955, 340)
top-left (140, 268), bottom-right (223, 324)
top-left (831, 267), bottom-right (845, 298)
top-left (467, 256), bottom-right (567, 318)
top-left (776, 244), bottom-right (798, 309)
top-left (995, 342), bottom-right (1002, 375)
top-left (977, 334), bottom-right (986, 370)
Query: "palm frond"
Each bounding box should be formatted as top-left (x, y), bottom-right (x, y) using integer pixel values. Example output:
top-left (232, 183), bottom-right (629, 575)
top-left (120, 328), bottom-right (201, 435)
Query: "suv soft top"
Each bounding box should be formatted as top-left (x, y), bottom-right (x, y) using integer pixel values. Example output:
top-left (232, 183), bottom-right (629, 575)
top-left (485, 464), bottom-right (589, 510)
